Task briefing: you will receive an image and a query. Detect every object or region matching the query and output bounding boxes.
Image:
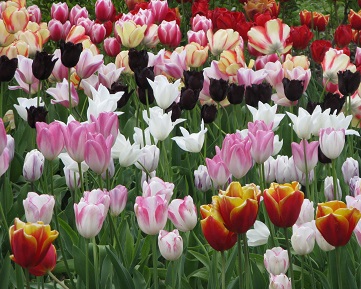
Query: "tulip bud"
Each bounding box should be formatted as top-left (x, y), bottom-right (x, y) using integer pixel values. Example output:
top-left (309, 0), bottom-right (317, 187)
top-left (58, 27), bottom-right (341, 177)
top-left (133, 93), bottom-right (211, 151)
top-left (107, 185), bottom-right (128, 216)
top-left (95, 0), bottom-right (114, 22)
top-left (201, 104), bottom-right (217, 124)
top-left (23, 149), bottom-right (44, 182)
top-left (0, 55), bottom-right (18, 82)
top-left (135, 145), bottom-right (160, 172)
top-left (23, 192), bottom-right (55, 224)
top-left (342, 157), bottom-right (359, 185)
top-left (269, 274), bottom-right (292, 289)
top-left (158, 230), bottom-right (183, 261)
top-left (324, 176), bottom-right (342, 201)
top-left (158, 20), bottom-right (181, 47)
top-left (168, 196), bottom-right (197, 232)
top-left (104, 37), bottom-right (121, 57)
top-left (59, 40), bottom-right (83, 68)
top-left (319, 128), bottom-right (345, 160)
top-left (291, 225), bottom-right (315, 255)
top-left (2, 6), bottom-right (29, 34)
top-left (142, 177), bottom-right (174, 203)
top-left (209, 78), bottom-right (228, 102)
top-left (51, 2), bottom-right (69, 24)
top-left (194, 165), bottom-right (212, 192)
top-left (27, 5), bottom-right (41, 23)
top-left (32, 51), bottom-right (58, 81)
top-left (264, 247), bottom-right (289, 275)
top-left (64, 166), bottom-right (81, 191)
top-left (295, 199), bottom-right (314, 226)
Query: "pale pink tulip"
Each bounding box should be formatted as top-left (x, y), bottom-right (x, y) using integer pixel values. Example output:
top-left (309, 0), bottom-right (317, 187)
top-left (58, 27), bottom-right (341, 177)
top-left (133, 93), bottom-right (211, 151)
top-left (0, 148), bottom-right (10, 177)
top-left (194, 165), bottom-right (212, 192)
top-left (134, 195), bottom-right (168, 235)
top-left (205, 146), bottom-right (231, 189)
top-left (36, 122), bottom-right (65, 161)
top-left (77, 17), bottom-right (94, 35)
top-left (158, 229), bottom-right (183, 261)
top-left (89, 111), bottom-right (118, 145)
top-left (27, 5), bottom-right (41, 23)
top-left (23, 149), bottom-right (44, 182)
top-left (269, 274), bottom-right (292, 289)
top-left (51, 2), bottom-right (69, 24)
top-left (342, 157), bottom-right (359, 185)
top-left (47, 79), bottom-right (79, 108)
top-left (143, 24), bottom-right (160, 48)
top-left (168, 196), bottom-right (197, 232)
top-left (62, 121), bottom-right (89, 163)
top-left (291, 139), bottom-right (319, 173)
top-left (191, 14), bottom-right (212, 32)
top-left (142, 177), bottom-right (174, 203)
top-left (107, 185), bottom-right (128, 216)
top-left (0, 119), bottom-right (7, 156)
top-left (187, 30), bottom-right (208, 47)
top-left (82, 188), bottom-right (110, 209)
top-left (319, 128), bottom-right (345, 160)
top-left (23, 192), bottom-right (55, 224)
top-left (76, 49), bottom-right (104, 80)
top-left (236, 67), bottom-right (268, 87)
top-left (248, 121), bottom-right (274, 164)
top-left (84, 133), bottom-right (113, 175)
top-left (50, 49), bottom-right (69, 81)
top-left (264, 247), bottom-right (289, 275)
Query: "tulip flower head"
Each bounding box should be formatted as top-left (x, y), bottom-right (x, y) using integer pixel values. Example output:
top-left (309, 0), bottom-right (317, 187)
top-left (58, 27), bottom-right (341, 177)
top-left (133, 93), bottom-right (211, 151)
top-left (319, 128), bottom-right (345, 160)
top-left (23, 192), bottom-right (55, 224)
top-left (194, 165), bottom-right (212, 192)
top-left (168, 196), bottom-right (197, 232)
top-left (172, 120), bottom-right (207, 153)
top-left (158, 229), bottom-right (183, 261)
top-left (264, 247), bottom-right (289, 275)
top-left (32, 51), bottom-right (58, 80)
top-left (263, 182), bottom-right (304, 228)
top-left (59, 40), bottom-right (83, 68)
top-left (36, 121), bottom-right (65, 161)
top-left (291, 225), bottom-right (315, 255)
top-left (316, 201), bottom-right (361, 246)
top-left (246, 220), bottom-right (270, 247)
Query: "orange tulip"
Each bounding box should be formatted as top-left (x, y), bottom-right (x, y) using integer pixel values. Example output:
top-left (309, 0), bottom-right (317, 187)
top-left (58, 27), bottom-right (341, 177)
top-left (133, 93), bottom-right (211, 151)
top-left (213, 182), bottom-right (260, 234)
top-left (9, 218), bottom-right (59, 270)
top-left (263, 182), bottom-right (304, 228)
top-left (200, 204), bottom-right (237, 251)
top-left (348, 9), bottom-right (361, 30)
top-left (316, 201), bottom-right (361, 247)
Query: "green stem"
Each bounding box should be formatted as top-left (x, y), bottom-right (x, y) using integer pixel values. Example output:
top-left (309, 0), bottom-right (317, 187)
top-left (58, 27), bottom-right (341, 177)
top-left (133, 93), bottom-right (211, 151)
top-left (77, 162), bottom-right (84, 196)
top-left (109, 215), bottom-right (127, 266)
top-left (47, 271), bottom-right (70, 289)
top-left (221, 251), bottom-right (226, 289)
top-left (98, 174), bottom-right (103, 190)
top-left (92, 237), bottom-right (99, 289)
top-left (237, 234), bottom-right (243, 289)
top-left (36, 80), bottom-right (41, 108)
top-left (307, 255), bottom-right (316, 289)
top-left (0, 200), bottom-right (8, 233)
top-left (242, 233), bottom-right (251, 289)
top-left (331, 160), bottom-right (338, 200)
top-left (152, 235), bottom-right (159, 289)
top-left (284, 228), bottom-right (295, 289)
top-left (86, 238), bottom-right (89, 289)
top-left (302, 139), bottom-right (311, 201)
top-left (335, 247), bottom-right (343, 289)
top-left (25, 269), bottom-right (30, 289)
top-left (68, 68), bottom-right (72, 116)
top-left (301, 256), bottom-right (305, 289)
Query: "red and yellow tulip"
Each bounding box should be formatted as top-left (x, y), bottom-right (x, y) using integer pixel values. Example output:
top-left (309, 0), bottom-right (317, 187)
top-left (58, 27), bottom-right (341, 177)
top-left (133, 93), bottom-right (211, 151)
top-left (9, 218), bottom-right (58, 270)
top-left (200, 204), bottom-right (237, 251)
top-left (263, 182), bottom-right (304, 228)
top-left (316, 201), bottom-right (361, 247)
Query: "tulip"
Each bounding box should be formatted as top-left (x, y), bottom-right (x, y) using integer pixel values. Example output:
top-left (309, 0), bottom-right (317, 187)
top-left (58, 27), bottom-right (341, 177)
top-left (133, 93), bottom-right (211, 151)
top-left (246, 220), bottom-right (270, 247)
top-left (36, 122), bottom-right (64, 161)
top-left (9, 218), bottom-right (58, 269)
top-left (158, 230), bottom-right (183, 261)
top-left (247, 19), bottom-right (292, 55)
top-left (2, 6), bottom-right (29, 34)
top-left (135, 144), bottom-right (160, 172)
top-left (349, 9), bottom-right (361, 30)
top-left (107, 185), bottom-right (128, 216)
top-left (319, 128), bottom-right (345, 160)
top-left (84, 133), bottom-right (113, 175)
top-left (23, 192), bottom-right (55, 224)
top-left (286, 107), bottom-right (319, 140)
top-left (263, 182), bottom-right (305, 228)
top-left (291, 225), bottom-right (315, 255)
top-left (200, 204), bottom-right (237, 251)
top-left (291, 139), bottom-right (318, 174)
top-left (264, 247), bottom-right (289, 275)
top-left (75, 49), bottom-right (103, 80)
top-left (111, 132), bottom-right (140, 167)
top-left (90, 23), bottom-right (107, 44)
top-left (184, 42), bottom-right (209, 68)
top-left (163, 50), bottom-right (187, 79)
top-left (89, 112), bottom-right (118, 145)
top-left (0, 20), bottom-right (15, 47)
top-left (0, 55), bottom-right (18, 84)
top-left (300, 10), bottom-right (329, 32)
top-left (142, 177), bottom-right (174, 203)
top-left (69, 5), bottom-right (88, 25)
top-left (207, 28), bottom-right (240, 56)
top-left (269, 274), bottom-right (292, 289)
top-left (27, 244), bottom-right (56, 276)
top-left (192, 14), bottom-right (212, 32)
top-left (213, 182), bottom-right (260, 234)
top-left (295, 199), bottom-right (314, 226)
top-left (338, 70), bottom-right (361, 96)
top-left (51, 2), bottom-right (69, 24)
top-left (32, 51), bottom-right (58, 81)
top-left (206, 146), bottom-right (231, 189)
top-left (248, 126), bottom-right (274, 165)
top-left (95, 0), bottom-right (114, 22)
top-left (47, 78), bottom-right (79, 108)
top-left (147, 75), bottom-right (181, 110)
top-left (148, 0), bottom-right (168, 23)
top-left (168, 196), bottom-right (197, 232)
top-left (59, 40), bottom-right (83, 68)
top-left (194, 165), bottom-right (212, 192)
top-left (74, 200), bottom-right (109, 238)
top-left (115, 20), bottom-right (146, 48)
top-left (316, 201), bottom-right (361, 246)
top-left (310, 39), bottom-right (332, 64)
top-left (104, 37), bottom-right (121, 57)
top-left (61, 121), bottom-right (88, 163)
top-left (324, 176), bottom-right (342, 201)
top-left (289, 25), bottom-right (313, 50)
top-left (134, 195), bottom-right (168, 235)
top-left (334, 24), bottom-right (352, 48)
top-left (158, 20), bottom-right (181, 47)
top-left (64, 166), bottom-right (81, 191)
top-left (172, 120), bottom-right (207, 153)
top-left (23, 149), bottom-right (44, 182)
top-left (187, 30), bottom-right (208, 47)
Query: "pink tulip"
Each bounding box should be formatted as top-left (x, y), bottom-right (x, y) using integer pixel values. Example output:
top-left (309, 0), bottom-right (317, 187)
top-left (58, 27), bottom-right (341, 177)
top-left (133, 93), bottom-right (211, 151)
top-left (319, 128), bottom-right (345, 160)
top-left (62, 121), bottom-right (89, 163)
top-left (220, 133), bottom-right (253, 179)
top-left (255, 54), bottom-right (279, 70)
top-left (134, 195), bottom-right (168, 235)
top-left (191, 14), bottom-right (212, 32)
top-left (64, 166), bottom-right (81, 191)
top-left (148, 0), bottom-right (169, 24)
top-left (23, 192), bottom-right (55, 224)
top-left (48, 19), bottom-right (71, 42)
top-left (0, 119), bottom-right (7, 155)
top-left (187, 30), bottom-right (208, 47)
top-left (27, 5), bottom-right (41, 23)
top-left (158, 229), bottom-right (183, 261)
top-left (168, 196), bottom-right (197, 232)
top-left (248, 121), bottom-right (274, 164)
top-left (89, 111), bottom-right (118, 145)
top-left (90, 23), bottom-right (107, 44)
top-left (6, 135), bottom-right (15, 161)
top-left (51, 48), bottom-right (69, 81)
top-left (51, 3), bottom-right (69, 24)
top-left (107, 185), bottom-right (128, 216)
top-left (163, 50), bottom-right (188, 79)
top-left (77, 17), bottom-right (94, 35)
top-left (236, 67), bottom-right (268, 88)
top-left (82, 188), bottom-right (110, 209)
top-left (205, 146), bottom-right (231, 189)
top-left (142, 177), bottom-right (174, 203)
top-left (76, 49), bottom-right (104, 80)
top-left (23, 149), bottom-right (44, 182)
top-left (143, 24), bottom-right (160, 48)
top-left (104, 37), bottom-right (121, 57)
top-left (95, 0), bottom-right (114, 22)
top-left (158, 20), bottom-right (181, 48)
top-left (47, 79), bottom-right (79, 108)
top-left (264, 247), bottom-right (289, 275)
top-left (194, 165), bottom-right (212, 191)
top-left (36, 122), bottom-right (65, 161)
top-left (0, 148), bottom-right (10, 177)
top-left (291, 139), bottom-right (319, 174)
top-left (69, 5), bottom-right (89, 25)
top-left (74, 200), bottom-right (108, 238)
top-left (84, 133), bottom-right (113, 175)
top-left (342, 157), bottom-right (359, 185)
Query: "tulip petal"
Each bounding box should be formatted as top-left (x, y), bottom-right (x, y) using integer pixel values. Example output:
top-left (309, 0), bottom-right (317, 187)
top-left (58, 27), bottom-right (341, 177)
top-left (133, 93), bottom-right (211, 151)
top-left (316, 213), bottom-right (349, 247)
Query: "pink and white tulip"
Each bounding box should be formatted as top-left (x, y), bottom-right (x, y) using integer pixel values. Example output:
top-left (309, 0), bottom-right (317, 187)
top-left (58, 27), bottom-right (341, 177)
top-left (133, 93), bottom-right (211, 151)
top-left (107, 185), bottom-right (128, 216)
top-left (36, 122), bottom-right (65, 161)
top-left (319, 128), bottom-right (345, 160)
top-left (76, 49), bottom-right (103, 80)
top-left (47, 79), bottom-right (79, 108)
top-left (23, 192), bottom-right (55, 224)
top-left (95, 0), bottom-right (114, 22)
top-left (23, 149), bottom-right (44, 182)
top-left (158, 229), bottom-right (183, 261)
top-left (291, 139), bottom-right (319, 174)
top-left (206, 146), bottom-right (231, 189)
top-left (264, 247), bottom-right (289, 275)
top-left (142, 177), bottom-right (174, 203)
top-left (51, 2), bottom-right (69, 24)
top-left (158, 20), bottom-right (181, 48)
top-left (168, 196), bottom-right (197, 232)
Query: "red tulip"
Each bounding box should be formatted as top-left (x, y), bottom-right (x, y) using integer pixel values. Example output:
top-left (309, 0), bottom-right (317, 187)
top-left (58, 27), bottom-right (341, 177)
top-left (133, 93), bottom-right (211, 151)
top-left (300, 10), bottom-right (329, 32)
top-left (263, 182), bottom-right (304, 228)
top-left (310, 39), bottom-right (332, 64)
top-left (316, 201), bottom-right (361, 247)
top-left (334, 25), bottom-right (352, 48)
top-left (348, 9), bottom-right (361, 30)
top-left (290, 25), bottom-right (313, 50)
top-left (28, 245), bottom-right (57, 276)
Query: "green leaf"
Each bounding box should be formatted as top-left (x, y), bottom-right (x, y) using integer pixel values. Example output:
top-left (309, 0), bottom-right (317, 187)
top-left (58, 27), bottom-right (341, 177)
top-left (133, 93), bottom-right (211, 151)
top-left (0, 253), bottom-right (11, 289)
top-left (188, 250), bottom-right (210, 270)
top-left (73, 244), bottom-right (95, 289)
